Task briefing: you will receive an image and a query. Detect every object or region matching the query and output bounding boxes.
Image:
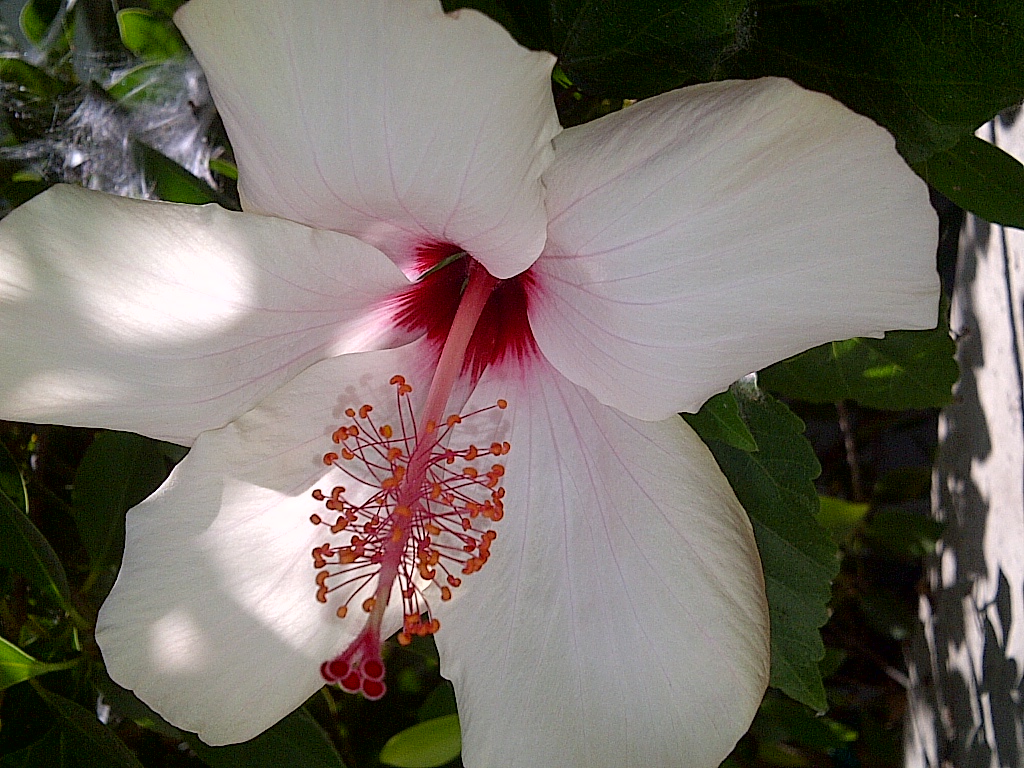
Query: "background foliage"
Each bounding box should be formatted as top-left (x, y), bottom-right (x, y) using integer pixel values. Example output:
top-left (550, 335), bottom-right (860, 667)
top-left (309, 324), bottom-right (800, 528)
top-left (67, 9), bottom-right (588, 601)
top-left (0, 0), bottom-right (1016, 765)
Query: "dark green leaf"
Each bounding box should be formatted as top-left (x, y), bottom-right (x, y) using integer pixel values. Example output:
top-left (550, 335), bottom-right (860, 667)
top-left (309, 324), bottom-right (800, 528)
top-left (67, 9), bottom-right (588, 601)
top-left (863, 508), bottom-right (944, 557)
top-left (683, 390), bottom-right (758, 452)
top-left (0, 728), bottom-right (66, 768)
top-left (729, 0), bottom-right (1024, 163)
top-left (0, 636), bottom-right (77, 691)
top-left (759, 316), bottom-right (958, 411)
top-left (0, 481), bottom-right (73, 611)
top-left (116, 9), bottom-right (186, 61)
top-left (552, 0), bottom-right (750, 97)
top-left (914, 133), bottom-right (1024, 228)
top-left (0, 439), bottom-right (28, 515)
top-left (753, 696), bottom-right (857, 753)
top-left (72, 432), bottom-right (177, 591)
top-left (379, 715), bottom-right (462, 768)
top-left (34, 686), bottom-right (145, 768)
top-left (190, 707), bottom-right (346, 768)
top-left (704, 390), bottom-right (836, 711)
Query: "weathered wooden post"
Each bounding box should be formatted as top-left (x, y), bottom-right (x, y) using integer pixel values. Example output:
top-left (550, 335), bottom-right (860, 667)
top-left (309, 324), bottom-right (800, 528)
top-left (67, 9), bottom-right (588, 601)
top-left (906, 111), bottom-right (1024, 768)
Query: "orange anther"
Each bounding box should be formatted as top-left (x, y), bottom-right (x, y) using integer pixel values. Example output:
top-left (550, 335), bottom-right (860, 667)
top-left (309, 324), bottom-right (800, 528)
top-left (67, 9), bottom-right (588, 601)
top-left (447, 575), bottom-right (461, 588)
top-left (397, 632), bottom-right (412, 646)
top-left (341, 448), bottom-right (355, 461)
top-left (425, 522), bottom-right (441, 536)
top-left (446, 414), bottom-right (462, 427)
top-left (465, 446), bottom-right (478, 461)
top-left (464, 467), bottom-right (479, 479)
top-left (441, 586), bottom-right (452, 601)
top-left (362, 597), bottom-right (376, 613)
top-left (345, 408), bottom-right (356, 418)
top-left (312, 489), bottom-right (325, 501)
top-left (310, 514), bottom-right (322, 525)
top-left (336, 605), bottom-right (348, 619)
top-left (381, 424), bottom-right (393, 439)
top-left (323, 452), bottom-right (339, 465)
top-left (359, 404), bottom-right (373, 419)
top-left (389, 375), bottom-right (406, 386)
top-left (490, 443), bottom-right (503, 455)
top-left (388, 447), bottom-right (403, 461)
top-left (395, 504), bottom-right (412, 518)
top-left (497, 399), bottom-right (507, 409)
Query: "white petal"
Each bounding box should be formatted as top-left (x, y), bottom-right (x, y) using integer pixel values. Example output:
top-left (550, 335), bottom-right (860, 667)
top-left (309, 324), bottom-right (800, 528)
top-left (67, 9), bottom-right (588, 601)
top-left (175, 0), bottom-right (560, 279)
top-left (0, 185), bottom-right (409, 444)
top-left (531, 78), bottom-right (939, 420)
top-left (433, 360), bottom-right (769, 768)
top-left (96, 341), bottom-right (436, 745)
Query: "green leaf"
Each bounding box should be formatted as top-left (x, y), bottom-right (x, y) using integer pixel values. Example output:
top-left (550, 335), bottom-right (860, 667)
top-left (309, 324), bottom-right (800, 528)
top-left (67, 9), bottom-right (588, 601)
top-left (728, 0), bottom-right (1024, 163)
top-left (72, 432), bottom-right (177, 593)
top-left (683, 391), bottom-right (758, 452)
top-left (379, 715), bottom-right (462, 768)
top-left (19, 0), bottom-right (62, 47)
top-left (0, 59), bottom-right (68, 101)
top-left (914, 133), bottom-right (1024, 229)
top-left (758, 318), bottom-right (958, 411)
top-left (0, 728), bottom-right (66, 768)
top-left (552, 0), bottom-right (750, 97)
top-left (34, 686), bottom-right (145, 768)
top-left (0, 476), bottom-right (73, 611)
top-left (116, 9), bottom-right (186, 61)
top-left (816, 495), bottom-right (870, 546)
top-left (138, 144), bottom-right (237, 208)
top-left (190, 707), bottom-right (346, 768)
top-left (863, 508), bottom-right (944, 558)
top-left (0, 636), bottom-right (77, 691)
top-left (0, 440), bottom-right (28, 515)
top-left (704, 390), bottom-right (836, 711)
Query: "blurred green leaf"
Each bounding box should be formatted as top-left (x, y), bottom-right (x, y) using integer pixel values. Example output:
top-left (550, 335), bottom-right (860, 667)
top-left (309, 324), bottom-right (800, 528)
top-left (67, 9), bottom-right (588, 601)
top-left (72, 432), bottom-right (177, 592)
top-left (116, 9), bottom-right (186, 61)
top-left (106, 62), bottom-right (174, 103)
top-left (0, 469), bottom-right (73, 611)
top-left (417, 681), bottom-right (458, 721)
top-left (552, 0), bottom-right (750, 97)
top-left (759, 314), bottom-right (958, 410)
top-left (34, 686), bottom-right (144, 768)
top-left (914, 133), bottom-right (1024, 229)
top-left (705, 391), bottom-right (835, 711)
top-left (19, 0), bottom-right (63, 47)
top-left (0, 439), bottom-right (28, 515)
top-left (0, 59), bottom-right (68, 101)
top-left (816, 495), bottom-right (870, 546)
top-left (684, 390), bottom-right (758, 452)
top-left (379, 714), bottom-right (462, 768)
top-left (754, 696), bottom-right (857, 754)
top-left (190, 707), bottom-right (346, 768)
top-left (864, 507), bottom-right (944, 557)
top-left (0, 728), bottom-right (65, 767)
top-left (0, 635), bottom-right (77, 691)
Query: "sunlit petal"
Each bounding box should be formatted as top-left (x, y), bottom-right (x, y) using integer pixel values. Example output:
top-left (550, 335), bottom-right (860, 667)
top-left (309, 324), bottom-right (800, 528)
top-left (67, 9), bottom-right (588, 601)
top-left (175, 0), bottom-right (560, 279)
top-left (0, 185), bottom-right (409, 444)
top-left (531, 78), bottom-right (939, 420)
top-left (96, 341), bottom-right (435, 745)
top-left (434, 360), bottom-right (769, 768)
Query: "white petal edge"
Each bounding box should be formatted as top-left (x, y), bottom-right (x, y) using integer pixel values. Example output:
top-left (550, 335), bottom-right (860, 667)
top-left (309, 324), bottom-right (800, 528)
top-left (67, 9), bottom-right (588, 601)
top-left (530, 78), bottom-right (939, 420)
top-left (433, 359), bottom-right (769, 768)
top-left (96, 341), bottom-right (436, 745)
top-left (0, 185), bottom-right (410, 444)
top-left (175, 0), bottom-right (560, 279)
